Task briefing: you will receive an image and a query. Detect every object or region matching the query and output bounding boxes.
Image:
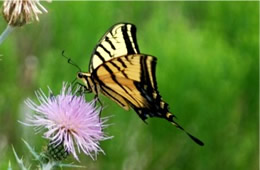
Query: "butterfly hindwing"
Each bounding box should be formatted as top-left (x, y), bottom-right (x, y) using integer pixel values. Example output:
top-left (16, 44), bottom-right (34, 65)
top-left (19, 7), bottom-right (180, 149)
top-left (98, 84), bottom-right (130, 110)
top-left (89, 23), bottom-right (140, 72)
top-left (93, 54), bottom-right (168, 121)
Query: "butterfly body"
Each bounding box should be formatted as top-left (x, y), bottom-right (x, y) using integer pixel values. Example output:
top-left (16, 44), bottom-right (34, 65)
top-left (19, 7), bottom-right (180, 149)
top-left (77, 23), bottom-right (204, 146)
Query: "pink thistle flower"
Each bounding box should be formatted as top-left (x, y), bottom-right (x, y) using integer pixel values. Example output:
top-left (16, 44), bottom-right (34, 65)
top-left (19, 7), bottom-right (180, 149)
top-left (24, 83), bottom-right (110, 161)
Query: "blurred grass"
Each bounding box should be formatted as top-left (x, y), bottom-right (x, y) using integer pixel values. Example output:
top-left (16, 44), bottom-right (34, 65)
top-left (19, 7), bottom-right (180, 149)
top-left (0, 1), bottom-right (258, 170)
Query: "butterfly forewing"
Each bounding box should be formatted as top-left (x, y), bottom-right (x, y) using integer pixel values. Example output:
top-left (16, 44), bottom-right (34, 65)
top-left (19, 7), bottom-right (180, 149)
top-left (89, 23), bottom-right (140, 72)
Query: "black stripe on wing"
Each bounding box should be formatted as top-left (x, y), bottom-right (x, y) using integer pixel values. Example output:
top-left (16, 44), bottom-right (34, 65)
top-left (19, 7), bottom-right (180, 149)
top-left (121, 24), bottom-right (140, 54)
top-left (140, 55), bottom-right (158, 90)
top-left (130, 25), bottom-right (140, 53)
top-left (99, 44), bottom-right (112, 57)
top-left (95, 51), bottom-right (106, 62)
top-left (105, 36), bottom-right (116, 50)
top-left (100, 85), bottom-right (128, 108)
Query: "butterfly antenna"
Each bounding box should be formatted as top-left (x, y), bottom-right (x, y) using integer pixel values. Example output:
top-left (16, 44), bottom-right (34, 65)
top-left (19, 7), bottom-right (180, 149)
top-left (62, 50), bottom-right (82, 72)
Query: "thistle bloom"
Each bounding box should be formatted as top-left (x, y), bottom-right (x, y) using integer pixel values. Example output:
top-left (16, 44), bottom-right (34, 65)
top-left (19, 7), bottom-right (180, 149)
top-left (2, 0), bottom-right (50, 27)
top-left (24, 83), bottom-right (110, 161)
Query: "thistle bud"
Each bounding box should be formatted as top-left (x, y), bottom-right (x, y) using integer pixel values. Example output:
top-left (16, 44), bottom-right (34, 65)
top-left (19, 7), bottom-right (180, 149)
top-left (2, 0), bottom-right (50, 27)
top-left (47, 141), bottom-right (69, 161)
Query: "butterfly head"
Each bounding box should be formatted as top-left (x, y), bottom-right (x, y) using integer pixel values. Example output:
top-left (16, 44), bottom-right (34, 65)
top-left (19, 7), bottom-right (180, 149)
top-left (77, 72), bottom-right (93, 92)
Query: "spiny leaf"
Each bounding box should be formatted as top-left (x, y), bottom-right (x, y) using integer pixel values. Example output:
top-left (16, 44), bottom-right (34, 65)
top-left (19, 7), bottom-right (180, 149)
top-left (8, 160), bottom-right (12, 170)
top-left (22, 139), bottom-right (41, 162)
top-left (56, 163), bottom-right (85, 168)
top-left (12, 146), bottom-right (28, 170)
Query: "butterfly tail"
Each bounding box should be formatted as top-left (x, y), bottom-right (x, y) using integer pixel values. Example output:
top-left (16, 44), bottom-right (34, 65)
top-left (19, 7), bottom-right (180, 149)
top-left (166, 112), bottom-right (204, 146)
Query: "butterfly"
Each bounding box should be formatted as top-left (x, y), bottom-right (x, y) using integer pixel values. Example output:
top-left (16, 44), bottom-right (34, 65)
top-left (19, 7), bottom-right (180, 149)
top-left (77, 23), bottom-right (204, 146)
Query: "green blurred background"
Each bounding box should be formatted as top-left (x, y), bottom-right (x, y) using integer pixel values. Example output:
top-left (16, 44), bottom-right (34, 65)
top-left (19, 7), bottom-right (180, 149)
top-left (0, 1), bottom-right (258, 170)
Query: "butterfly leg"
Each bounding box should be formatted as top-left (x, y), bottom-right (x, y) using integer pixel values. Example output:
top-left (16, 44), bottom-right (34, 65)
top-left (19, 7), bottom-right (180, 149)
top-left (93, 94), bottom-right (104, 118)
top-left (72, 82), bottom-right (91, 95)
top-left (94, 94), bottom-right (103, 107)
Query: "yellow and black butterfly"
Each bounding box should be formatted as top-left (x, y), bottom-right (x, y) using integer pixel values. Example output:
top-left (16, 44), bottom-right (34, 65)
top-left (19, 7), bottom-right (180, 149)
top-left (77, 23), bottom-right (204, 146)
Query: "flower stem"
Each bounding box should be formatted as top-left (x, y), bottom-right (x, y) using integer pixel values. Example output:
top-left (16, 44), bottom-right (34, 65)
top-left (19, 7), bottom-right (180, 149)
top-left (0, 25), bottom-right (14, 45)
